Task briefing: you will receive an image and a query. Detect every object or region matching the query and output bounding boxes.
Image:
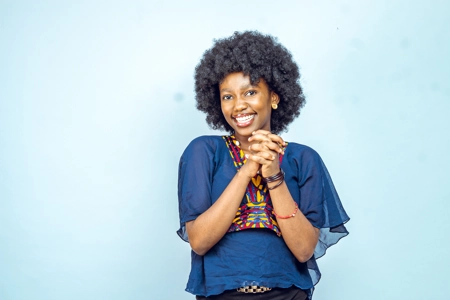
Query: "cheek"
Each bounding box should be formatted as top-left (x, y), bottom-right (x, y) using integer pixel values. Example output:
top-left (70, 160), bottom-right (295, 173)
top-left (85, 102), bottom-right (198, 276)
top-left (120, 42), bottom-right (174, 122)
top-left (220, 104), bottom-right (225, 116)
top-left (221, 102), bottom-right (231, 116)
top-left (256, 99), bottom-right (272, 112)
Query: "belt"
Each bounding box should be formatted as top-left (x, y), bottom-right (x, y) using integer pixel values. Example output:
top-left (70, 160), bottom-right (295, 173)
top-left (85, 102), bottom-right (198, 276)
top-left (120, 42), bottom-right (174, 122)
top-left (236, 285), bottom-right (272, 293)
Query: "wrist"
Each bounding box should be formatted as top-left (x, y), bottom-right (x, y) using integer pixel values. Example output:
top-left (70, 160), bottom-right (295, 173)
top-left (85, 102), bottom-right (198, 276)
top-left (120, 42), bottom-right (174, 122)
top-left (262, 169), bottom-right (284, 182)
top-left (236, 168), bottom-right (253, 182)
top-left (263, 169), bottom-right (285, 191)
top-left (261, 167), bottom-right (281, 179)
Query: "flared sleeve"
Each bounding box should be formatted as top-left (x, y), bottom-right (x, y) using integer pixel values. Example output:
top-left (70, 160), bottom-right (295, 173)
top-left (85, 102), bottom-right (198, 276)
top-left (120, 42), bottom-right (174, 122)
top-left (313, 158), bottom-right (350, 258)
top-left (286, 144), bottom-right (350, 286)
top-left (176, 136), bottom-right (216, 242)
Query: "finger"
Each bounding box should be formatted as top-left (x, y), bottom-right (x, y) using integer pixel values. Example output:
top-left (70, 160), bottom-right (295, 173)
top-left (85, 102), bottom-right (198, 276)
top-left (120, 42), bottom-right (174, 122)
top-left (267, 133), bottom-right (285, 146)
top-left (252, 129), bottom-right (271, 136)
top-left (250, 130), bottom-right (285, 147)
top-left (249, 139), bottom-right (284, 155)
top-left (248, 149), bottom-right (278, 161)
top-left (245, 153), bottom-right (274, 165)
top-left (249, 143), bottom-right (279, 157)
top-left (261, 139), bottom-right (285, 154)
top-left (249, 131), bottom-right (272, 143)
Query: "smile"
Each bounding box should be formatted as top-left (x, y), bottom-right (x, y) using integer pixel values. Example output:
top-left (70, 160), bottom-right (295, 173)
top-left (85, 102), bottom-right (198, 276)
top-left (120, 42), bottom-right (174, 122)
top-left (234, 114), bottom-right (255, 126)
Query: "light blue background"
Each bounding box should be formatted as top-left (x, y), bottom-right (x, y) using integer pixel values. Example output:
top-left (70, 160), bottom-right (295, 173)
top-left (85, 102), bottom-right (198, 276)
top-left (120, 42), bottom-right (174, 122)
top-left (1, 1), bottom-right (449, 299)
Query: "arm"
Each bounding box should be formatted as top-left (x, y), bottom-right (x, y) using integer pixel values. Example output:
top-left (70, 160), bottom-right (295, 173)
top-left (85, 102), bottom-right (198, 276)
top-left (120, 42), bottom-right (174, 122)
top-left (186, 155), bottom-right (260, 256)
top-left (267, 181), bottom-right (319, 262)
top-left (247, 130), bottom-right (319, 262)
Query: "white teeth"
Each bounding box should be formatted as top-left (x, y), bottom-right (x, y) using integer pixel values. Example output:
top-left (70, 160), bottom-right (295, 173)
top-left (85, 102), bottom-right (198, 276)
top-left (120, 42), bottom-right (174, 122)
top-left (235, 115), bottom-right (254, 123)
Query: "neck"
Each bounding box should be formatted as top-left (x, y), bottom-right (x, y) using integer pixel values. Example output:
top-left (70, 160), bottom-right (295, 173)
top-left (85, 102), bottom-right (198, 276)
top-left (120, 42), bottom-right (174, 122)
top-left (233, 133), bottom-right (253, 153)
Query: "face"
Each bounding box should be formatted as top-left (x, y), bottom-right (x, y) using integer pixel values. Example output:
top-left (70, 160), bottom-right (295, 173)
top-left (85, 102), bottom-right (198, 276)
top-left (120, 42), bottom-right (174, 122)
top-left (219, 72), bottom-right (279, 139)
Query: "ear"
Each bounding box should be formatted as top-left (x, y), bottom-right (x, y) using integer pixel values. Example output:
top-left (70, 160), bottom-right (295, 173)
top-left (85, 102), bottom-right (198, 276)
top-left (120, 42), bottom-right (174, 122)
top-left (270, 91), bottom-right (280, 105)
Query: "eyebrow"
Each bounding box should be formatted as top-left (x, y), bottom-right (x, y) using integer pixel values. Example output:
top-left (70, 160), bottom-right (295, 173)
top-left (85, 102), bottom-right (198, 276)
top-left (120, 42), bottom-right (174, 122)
top-left (220, 83), bottom-right (256, 93)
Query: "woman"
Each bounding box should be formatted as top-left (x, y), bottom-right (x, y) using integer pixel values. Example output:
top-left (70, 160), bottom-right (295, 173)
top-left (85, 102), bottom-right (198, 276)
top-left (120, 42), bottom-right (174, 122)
top-left (177, 31), bottom-right (349, 300)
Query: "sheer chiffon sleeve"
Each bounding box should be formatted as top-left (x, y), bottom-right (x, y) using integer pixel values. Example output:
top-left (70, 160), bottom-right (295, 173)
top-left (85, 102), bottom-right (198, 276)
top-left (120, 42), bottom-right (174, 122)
top-left (288, 145), bottom-right (350, 286)
top-left (313, 158), bottom-right (349, 258)
top-left (176, 136), bottom-right (216, 242)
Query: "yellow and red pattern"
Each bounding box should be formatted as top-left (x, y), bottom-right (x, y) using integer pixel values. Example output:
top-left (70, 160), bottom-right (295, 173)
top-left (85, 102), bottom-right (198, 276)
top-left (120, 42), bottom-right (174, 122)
top-left (223, 135), bottom-right (286, 236)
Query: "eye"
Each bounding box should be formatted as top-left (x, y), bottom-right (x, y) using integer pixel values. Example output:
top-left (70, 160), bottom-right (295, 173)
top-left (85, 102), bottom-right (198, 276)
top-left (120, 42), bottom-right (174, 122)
top-left (222, 95), bottom-right (232, 100)
top-left (245, 90), bottom-right (257, 96)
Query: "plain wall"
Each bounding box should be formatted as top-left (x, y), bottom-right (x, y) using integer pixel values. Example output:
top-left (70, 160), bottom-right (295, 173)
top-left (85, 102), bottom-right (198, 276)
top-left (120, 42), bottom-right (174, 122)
top-left (1, 1), bottom-right (449, 299)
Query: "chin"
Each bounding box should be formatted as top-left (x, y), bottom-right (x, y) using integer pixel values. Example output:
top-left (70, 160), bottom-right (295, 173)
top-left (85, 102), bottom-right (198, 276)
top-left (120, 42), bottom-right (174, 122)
top-left (234, 126), bottom-right (254, 135)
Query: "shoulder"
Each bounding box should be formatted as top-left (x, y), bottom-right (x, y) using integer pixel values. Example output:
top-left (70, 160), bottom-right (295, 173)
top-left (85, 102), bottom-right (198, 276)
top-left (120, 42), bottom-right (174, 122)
top-left (181, 135), bottom-right (225, 159)
top-left (285, 142), bottom-right (322, 162)
top-left (187, 135), bottom-right (224, 146)
top-left (184, 135), bottom-right (224, 151)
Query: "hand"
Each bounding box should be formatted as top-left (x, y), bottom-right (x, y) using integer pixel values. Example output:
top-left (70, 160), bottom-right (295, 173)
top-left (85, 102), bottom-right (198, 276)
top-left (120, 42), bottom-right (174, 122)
top-left (245, 130), bottom-right (285, 178)
top-left (239, 157), bottom-right (261, 180)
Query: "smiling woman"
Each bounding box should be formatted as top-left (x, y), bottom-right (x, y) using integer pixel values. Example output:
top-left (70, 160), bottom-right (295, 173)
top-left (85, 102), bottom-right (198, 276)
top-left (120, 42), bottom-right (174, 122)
top-left (177, 31), bottom-right (350, 300)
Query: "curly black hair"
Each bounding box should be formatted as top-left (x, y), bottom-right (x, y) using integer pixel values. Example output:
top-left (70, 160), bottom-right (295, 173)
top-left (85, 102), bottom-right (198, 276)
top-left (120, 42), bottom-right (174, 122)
top-left (194, 31), bottom-right (305, 134)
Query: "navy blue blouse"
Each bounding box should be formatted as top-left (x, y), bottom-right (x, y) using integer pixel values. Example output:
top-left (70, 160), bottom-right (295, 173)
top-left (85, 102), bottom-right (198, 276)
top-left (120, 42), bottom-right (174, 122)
top-left (177, 136), bottom-right (349, 298)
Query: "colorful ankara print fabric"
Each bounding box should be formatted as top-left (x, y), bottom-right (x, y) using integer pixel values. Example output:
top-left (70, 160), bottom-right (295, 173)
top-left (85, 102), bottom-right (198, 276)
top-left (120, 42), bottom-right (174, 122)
top-left (223, 135), bottom-right (284, 236)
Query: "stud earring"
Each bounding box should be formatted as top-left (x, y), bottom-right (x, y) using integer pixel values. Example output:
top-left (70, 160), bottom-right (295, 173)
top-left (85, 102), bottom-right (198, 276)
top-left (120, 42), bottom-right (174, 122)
top-left (272, 103), bottom-right (278, 110)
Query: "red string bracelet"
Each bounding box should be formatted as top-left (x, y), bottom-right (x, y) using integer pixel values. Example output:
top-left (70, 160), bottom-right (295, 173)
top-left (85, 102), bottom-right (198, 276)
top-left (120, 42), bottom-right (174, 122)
top-left (273, 202), bottom-right (298, 219)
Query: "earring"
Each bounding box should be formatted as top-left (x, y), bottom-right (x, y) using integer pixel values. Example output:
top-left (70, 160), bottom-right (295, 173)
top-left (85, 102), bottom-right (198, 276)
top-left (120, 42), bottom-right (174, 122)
top-left (272, 103), bottom-right (278, 110)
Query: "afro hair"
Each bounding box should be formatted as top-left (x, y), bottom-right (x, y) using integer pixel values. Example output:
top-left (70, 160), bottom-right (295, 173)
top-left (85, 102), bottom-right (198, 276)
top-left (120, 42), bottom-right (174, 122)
top-left (194, 31), bottom-right (306, 134)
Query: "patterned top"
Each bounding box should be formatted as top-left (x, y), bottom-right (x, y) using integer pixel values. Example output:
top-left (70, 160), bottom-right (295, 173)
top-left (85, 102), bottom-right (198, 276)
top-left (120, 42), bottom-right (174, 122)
top-left (223, 135), bottom-right (285, 236)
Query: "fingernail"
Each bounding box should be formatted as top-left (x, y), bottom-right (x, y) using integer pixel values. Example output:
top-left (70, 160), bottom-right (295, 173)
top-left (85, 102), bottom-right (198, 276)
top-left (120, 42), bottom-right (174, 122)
top-left (245, 154), bottom-right (249, 158)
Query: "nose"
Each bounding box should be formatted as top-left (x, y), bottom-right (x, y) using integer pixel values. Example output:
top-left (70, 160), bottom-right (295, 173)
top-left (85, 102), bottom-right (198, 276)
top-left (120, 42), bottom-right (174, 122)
top-left (233, 95), bottom-right (248, 112)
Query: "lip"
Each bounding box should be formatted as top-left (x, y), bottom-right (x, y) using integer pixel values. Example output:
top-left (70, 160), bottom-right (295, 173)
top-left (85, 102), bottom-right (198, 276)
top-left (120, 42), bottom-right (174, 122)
top-left (233, 113), bottom-right (255, 127)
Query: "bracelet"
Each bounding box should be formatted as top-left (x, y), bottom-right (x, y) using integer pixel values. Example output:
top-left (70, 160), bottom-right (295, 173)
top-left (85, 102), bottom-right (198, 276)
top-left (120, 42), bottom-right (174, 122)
top-left (273, 202), bottom-right (298, 219)
top-left (268, 178), bottom-right (284, 190)
top-left (263, 169), bottom-right (284, 183)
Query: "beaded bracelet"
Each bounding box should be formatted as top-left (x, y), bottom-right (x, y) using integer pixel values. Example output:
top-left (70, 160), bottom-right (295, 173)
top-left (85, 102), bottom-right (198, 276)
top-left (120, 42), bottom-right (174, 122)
top-left (273, 202), bottom-right (298, 219)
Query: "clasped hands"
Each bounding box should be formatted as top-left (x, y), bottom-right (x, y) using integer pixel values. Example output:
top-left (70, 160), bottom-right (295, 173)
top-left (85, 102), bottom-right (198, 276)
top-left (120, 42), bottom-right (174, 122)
top-left (241, 129), bottom-right (285, 180)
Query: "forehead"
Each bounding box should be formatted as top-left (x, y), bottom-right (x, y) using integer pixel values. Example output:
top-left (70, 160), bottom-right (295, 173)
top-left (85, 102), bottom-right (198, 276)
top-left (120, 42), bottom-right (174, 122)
top-left (219, 72), bottom-right (267, 90)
